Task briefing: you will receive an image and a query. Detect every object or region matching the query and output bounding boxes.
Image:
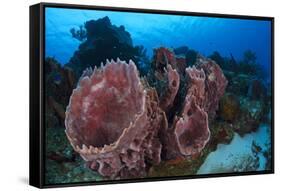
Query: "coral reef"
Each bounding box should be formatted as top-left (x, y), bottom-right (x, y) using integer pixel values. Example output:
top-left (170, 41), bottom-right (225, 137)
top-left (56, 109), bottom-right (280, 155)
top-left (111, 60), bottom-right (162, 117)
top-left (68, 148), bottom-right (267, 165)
top-left (209, 51), bottom-right (238, 72)
top-left (209, 121), bottom-right (234, 146)
top-left (45, 127), bottom-right (103, 184)
top-left (45, 57), bottom-right (77, 128)
top-left (48, 45), bottom-right (270, 181)
top-left (218, 74), bottom-right (269, 137)
top-left (65, 52), bottom-right (227, 178)
top-left (225, 73), bottom-right (250, 96)
top-left (45, 15), bottom-right (272, 183)
top-left (234, 98), bottom-right (267, 136)
top-left (248, 79), bottom-right (267, 100)
top-left (219, 93), bottom-right (240, 122)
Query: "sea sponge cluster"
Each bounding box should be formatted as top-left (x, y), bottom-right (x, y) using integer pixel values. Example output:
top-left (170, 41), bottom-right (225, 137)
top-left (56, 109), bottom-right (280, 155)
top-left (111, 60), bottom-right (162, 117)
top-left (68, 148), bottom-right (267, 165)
top-left (65, 52), bottom-right (227, 179)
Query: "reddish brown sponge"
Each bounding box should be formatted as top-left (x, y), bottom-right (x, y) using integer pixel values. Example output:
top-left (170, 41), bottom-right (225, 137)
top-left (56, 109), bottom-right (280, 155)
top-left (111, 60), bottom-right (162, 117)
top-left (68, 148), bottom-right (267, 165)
top-left (174, 95), bottom-right (209, 156)
top-left (185, 66), bottom-right (206, 107)
top-left (160, 56), bottom-right (226, 159)
top-left (195, 56), bottom-right (228, 118)
top-left (159, 64), bottom-right (180, 112)
top-left (161, 96), bottom-right (209, 159)
top-left (152, 47), bottom-right (177, 80)
top-left (162, 66), bottom-right (210, 159)
top-left (65, 59), bottom-right (166, 178)
top-left (152, 47), bottom-right (187, 79)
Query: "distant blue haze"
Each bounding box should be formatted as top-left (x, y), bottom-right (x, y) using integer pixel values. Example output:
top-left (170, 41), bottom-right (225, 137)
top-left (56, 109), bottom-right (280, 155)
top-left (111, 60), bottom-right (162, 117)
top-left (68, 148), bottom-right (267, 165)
top-left (45, 7), bottom-right (272, 77)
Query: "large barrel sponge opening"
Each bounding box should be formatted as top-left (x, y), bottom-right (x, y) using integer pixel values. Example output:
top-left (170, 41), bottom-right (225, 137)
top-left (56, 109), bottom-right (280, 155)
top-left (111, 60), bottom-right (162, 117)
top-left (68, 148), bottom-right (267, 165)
top-left (65, 59), bottom-right (145, 149)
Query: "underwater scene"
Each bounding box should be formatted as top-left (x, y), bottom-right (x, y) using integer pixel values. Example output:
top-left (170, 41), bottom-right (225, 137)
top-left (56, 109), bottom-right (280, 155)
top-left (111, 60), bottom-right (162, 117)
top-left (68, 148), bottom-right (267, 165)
top-left (44, 7), bottom-right (272, 185)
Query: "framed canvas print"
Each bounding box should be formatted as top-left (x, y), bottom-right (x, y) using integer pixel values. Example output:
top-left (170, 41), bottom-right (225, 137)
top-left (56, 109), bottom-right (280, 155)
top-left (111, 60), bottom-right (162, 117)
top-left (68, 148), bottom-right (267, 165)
top-left (29, 2), bottom-right (274, 188)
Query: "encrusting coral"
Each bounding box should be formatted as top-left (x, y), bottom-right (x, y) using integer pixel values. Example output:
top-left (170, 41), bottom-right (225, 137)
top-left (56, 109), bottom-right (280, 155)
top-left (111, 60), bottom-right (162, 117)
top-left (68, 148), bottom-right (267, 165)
top-left (65, 50), bottom-right (227, 179)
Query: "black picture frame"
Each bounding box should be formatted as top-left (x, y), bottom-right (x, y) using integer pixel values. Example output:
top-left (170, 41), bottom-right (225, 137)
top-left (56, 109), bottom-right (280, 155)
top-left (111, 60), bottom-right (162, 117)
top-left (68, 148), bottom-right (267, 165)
top-left (29, 2), bottom-right (274, 188)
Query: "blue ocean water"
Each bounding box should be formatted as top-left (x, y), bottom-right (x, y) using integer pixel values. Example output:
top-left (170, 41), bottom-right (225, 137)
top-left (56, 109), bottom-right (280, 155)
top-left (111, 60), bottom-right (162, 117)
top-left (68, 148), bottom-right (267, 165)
top-left (45, 7), bottom-right (272, 77)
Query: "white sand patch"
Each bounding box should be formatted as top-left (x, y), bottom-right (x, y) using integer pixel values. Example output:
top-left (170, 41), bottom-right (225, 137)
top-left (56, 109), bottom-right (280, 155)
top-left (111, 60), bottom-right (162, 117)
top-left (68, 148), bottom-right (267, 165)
top-left (197, 124), bottom-right (271, 174)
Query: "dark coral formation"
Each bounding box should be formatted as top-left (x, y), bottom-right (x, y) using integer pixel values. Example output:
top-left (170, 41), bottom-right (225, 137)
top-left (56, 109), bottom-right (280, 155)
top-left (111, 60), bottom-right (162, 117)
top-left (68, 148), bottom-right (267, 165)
top-left (174, 46), bottom-right (198, 67)
top-left (65, 50), bottom-right (227, 178)
top-left (45, 57), bottom-right (77, 129)
top-left (66, 16), bottom-right (148, 78)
